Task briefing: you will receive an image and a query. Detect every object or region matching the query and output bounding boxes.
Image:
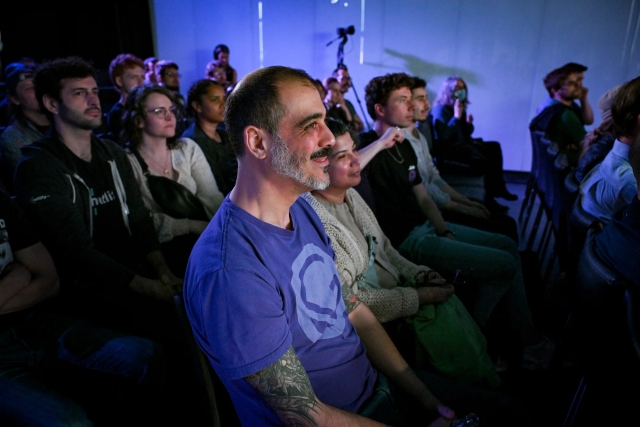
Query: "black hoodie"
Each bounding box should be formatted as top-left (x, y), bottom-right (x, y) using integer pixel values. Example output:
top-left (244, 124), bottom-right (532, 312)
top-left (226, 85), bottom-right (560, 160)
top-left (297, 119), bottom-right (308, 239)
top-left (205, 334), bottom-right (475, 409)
top-left (13, 129), bottom-right (159, 294)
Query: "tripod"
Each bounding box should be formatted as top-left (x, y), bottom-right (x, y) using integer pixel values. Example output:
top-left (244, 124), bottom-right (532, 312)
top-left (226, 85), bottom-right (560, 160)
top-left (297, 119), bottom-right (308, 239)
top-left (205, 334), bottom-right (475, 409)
top-left (327, 27), bottom-right (371, 131)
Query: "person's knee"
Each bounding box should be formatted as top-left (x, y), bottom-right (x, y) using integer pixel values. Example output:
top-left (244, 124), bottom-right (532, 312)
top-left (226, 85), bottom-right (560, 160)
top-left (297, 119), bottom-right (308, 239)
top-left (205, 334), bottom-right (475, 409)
top-left (490, 249), bottom-right (519, 281)
top-left (493, 234), bottom-right (519, 259)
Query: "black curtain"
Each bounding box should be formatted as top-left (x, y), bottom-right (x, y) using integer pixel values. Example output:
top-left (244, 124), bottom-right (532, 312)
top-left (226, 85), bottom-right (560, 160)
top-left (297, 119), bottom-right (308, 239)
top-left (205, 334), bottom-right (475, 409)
top-left (0, 0), bottom-right (155, 83)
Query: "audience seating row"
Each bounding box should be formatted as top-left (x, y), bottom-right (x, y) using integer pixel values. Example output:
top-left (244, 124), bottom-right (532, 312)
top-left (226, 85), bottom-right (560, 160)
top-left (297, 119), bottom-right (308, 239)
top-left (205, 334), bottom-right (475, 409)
top-left (519, 130), bottom-right (640, 426)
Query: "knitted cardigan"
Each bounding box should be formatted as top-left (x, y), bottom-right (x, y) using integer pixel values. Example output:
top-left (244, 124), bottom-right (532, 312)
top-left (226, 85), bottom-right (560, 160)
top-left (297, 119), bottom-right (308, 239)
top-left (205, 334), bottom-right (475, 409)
top-left (304, 189), bottom-right (431, 323)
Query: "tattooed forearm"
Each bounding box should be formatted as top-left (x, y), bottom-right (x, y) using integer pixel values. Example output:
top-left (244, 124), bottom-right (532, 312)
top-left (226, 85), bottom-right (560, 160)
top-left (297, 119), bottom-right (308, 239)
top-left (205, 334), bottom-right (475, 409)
top-left (245, 346), bottom-right (322, 426)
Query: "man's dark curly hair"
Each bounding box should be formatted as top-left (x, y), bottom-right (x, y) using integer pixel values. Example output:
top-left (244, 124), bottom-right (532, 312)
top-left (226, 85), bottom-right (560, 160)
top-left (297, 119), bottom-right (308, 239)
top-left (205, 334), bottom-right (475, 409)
top-left (611, 76), bottom-right (640, 138)
top-left (364, 72), bottom-right (414, 121)
top-left (410, 76), bottom-right (427, 91)
top-left (33, 56), bottom-right (97, 121)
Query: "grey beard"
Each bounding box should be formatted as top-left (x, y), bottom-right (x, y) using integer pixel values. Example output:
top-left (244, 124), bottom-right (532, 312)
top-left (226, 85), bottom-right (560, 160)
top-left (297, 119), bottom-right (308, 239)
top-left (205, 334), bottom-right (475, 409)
top-left (270, 132), bottom-right (330, 191)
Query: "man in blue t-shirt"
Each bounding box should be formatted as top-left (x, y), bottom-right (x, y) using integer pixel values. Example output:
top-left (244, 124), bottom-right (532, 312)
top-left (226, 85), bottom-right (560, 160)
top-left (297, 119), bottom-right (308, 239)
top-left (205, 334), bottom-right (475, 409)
top-left (184, 66), bottom-right (478, 426)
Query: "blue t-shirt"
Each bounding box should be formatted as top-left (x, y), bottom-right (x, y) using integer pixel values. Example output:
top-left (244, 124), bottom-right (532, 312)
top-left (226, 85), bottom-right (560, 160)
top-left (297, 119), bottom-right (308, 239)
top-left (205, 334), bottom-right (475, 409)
top-left (184, 195), bottom-right (376, 426)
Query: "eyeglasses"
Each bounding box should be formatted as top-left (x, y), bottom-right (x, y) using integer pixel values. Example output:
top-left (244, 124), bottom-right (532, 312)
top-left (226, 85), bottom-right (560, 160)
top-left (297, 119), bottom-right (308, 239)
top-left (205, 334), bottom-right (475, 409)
top-left (146, 106), bottom-right (178, 119)
top-left (164, 71), bottom-right (181, 78)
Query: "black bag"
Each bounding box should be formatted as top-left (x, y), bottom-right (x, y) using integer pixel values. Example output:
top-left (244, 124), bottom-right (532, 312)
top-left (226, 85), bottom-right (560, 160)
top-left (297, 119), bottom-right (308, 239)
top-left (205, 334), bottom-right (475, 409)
top-left (132, 149), bottom-right (209, 221)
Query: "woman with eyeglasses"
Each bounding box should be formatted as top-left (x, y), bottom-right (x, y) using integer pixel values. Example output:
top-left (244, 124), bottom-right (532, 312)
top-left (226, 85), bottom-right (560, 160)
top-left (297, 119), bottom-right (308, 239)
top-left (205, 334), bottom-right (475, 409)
top-left (121, 84), bottom-right (223, 276)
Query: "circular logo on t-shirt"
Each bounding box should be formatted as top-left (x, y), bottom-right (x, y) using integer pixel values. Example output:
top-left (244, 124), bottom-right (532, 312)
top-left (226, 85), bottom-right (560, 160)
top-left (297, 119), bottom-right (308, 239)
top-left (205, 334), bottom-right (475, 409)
top-left (291, 243), bottom-right (346, 343)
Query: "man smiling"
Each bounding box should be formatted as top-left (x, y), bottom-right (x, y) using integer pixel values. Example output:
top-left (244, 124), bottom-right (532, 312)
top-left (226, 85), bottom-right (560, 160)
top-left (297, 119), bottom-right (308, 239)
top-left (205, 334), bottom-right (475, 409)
top-left (185, 66), bottom-right (484, 426)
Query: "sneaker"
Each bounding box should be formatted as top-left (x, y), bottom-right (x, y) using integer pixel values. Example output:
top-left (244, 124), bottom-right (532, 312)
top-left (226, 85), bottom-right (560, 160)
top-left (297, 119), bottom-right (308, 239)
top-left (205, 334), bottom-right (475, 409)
top-left (522, 336), bottom-right (556, 371)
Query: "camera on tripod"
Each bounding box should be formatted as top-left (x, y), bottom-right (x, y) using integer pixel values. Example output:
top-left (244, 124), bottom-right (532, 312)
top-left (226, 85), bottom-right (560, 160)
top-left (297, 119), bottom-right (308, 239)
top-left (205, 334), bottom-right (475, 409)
top-left (337, 25), bottom-right (355, 39)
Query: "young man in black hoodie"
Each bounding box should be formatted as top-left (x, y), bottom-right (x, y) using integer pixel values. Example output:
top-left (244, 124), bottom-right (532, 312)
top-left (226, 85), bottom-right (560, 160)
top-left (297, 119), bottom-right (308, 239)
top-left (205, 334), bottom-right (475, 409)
top-left (12, 56), bottom-right (207, 424)
top-left (14, 56), bottom-right (181, 320)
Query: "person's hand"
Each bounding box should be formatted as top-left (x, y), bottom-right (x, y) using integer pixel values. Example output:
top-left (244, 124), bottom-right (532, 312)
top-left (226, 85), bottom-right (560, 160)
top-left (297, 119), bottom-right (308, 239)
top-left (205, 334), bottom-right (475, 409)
top-left (188, 219), bottom-right (209, 235)
top-left (377, 126), bottom-right (405, 150)
top-left (437, 229), bottom-right (457, 241)
top-left (415, 269), bottom-right (445, 286)
top-left (453, 99), bottom-right (466, 119)
top-left (159, 271), bottom-right (183, 294)
top-left (426, 404), bottom-right (456, 427)
top-left (129, 275), bottom-right (178, 301)
top-left (466, 199), bottom-right (490, 215)
top-left (461, 204), bottom-right (490, 220)
top-left (417, 284), bottom-right (455, 305)
top-left (426, 270), bottom-right (446, 285)
top-left (580, 86), bottom-right (589, 100)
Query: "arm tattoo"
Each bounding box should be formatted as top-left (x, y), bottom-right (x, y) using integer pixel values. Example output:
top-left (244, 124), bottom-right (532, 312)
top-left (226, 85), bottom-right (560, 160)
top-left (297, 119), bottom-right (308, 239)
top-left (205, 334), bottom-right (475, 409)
top-left (245, 346), bottom-right (322, 426)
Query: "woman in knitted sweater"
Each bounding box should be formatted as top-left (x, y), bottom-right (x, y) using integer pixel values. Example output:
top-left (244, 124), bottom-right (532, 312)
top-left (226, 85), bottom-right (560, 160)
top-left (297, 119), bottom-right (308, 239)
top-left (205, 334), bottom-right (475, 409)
top-left (307, 119), bottom-right (501, 388)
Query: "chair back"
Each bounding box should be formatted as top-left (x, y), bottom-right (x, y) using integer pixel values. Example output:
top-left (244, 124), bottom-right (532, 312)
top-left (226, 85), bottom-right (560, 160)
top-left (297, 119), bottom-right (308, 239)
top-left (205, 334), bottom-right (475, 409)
top-left (563, 169), bottom-right (580, 223)
top-left (568, 195), bottom-right (597, 263)
top-left (531, 130), bottom-right (553, 204)
top-left (172, 292), bottom-right (241, 427)
top-left (572, 223), bottom-right (630, 373)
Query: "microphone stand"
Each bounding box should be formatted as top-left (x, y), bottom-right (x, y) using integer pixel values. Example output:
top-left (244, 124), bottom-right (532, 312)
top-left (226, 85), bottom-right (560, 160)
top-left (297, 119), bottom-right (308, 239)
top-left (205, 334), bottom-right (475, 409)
top-left (349, 80), bottom-right (370, 131)
top-left (335, 37), bottom-right (371, 131)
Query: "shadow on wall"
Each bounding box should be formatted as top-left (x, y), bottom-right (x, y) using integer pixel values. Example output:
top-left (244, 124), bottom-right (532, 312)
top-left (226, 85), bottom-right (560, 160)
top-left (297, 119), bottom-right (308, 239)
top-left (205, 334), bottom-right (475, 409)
top-left (371, 49), bottom-right (481, 99)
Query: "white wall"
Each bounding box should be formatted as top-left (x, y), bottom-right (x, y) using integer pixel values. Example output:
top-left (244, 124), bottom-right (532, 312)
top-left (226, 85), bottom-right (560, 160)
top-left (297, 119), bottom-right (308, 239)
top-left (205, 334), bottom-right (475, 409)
top-left (152, 0), bottom-right (640, 171)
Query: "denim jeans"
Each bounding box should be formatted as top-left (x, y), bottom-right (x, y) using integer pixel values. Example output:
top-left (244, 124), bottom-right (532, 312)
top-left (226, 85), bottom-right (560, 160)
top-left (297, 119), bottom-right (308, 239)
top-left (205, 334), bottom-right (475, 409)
top-left (0, 308), bottom-right (165, 426)
top-left (398, 220), bottom-right (533, 331)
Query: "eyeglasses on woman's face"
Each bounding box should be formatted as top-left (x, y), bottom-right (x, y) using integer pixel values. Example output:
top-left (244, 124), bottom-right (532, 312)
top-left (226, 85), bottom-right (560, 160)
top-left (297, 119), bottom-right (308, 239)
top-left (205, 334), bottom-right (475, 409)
top-left (146, 105), bottom-right (178, 119)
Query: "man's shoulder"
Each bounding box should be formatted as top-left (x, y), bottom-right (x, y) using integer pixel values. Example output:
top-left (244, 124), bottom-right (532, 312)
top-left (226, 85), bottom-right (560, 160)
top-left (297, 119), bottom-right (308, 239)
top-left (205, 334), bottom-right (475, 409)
top-left (188, 197), bottom-right (331, 278)
top-left (107, 102), bottom-right (123, 115)
top-left (558, 104), bottom-right (581, 121)
top-left (358, 130), bottom-right (378, 148)
top-left (16, 134), bottom-right (58, 164)
top-left (1, 119), bottom-right (41, 142)
top-left (0, 121), bottom-right (24, 140)
top-left (94, 135), bottom-right (128, 157)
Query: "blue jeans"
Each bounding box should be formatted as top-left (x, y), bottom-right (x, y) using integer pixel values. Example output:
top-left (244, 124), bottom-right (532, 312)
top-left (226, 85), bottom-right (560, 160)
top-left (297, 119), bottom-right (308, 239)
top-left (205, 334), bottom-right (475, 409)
top-left (359, 371), bottom-right (530, 426)
top-left (398, 220), bottom-right (533, 331)
top-left (0, 308), bottom-right (165, 426)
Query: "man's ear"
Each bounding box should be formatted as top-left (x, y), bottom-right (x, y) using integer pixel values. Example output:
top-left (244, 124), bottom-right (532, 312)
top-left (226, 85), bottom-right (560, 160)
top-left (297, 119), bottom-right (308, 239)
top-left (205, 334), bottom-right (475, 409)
top-left (374, 103), bottom-right (385, 120)
top-left (8, 94), bottom-right (20, 106)
top-left (244, 126), bottom-right (268, 160)
top-left (114, 76), bottom-right (123, 91)
top-left (42, 94), bottom-right (59, 115)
